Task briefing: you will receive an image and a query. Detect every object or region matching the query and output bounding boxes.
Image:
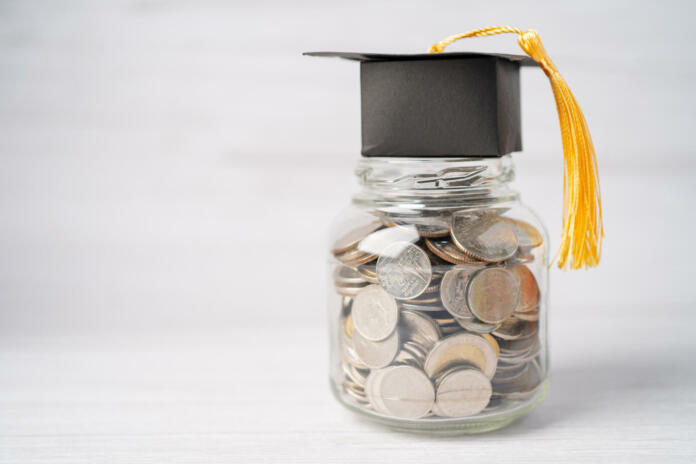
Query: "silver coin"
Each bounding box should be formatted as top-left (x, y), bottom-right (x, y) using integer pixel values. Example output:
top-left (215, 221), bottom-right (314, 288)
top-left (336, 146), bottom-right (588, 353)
top-left (341, 339), bottom-right (369, 370)
top-left (399, 310), bottom-right (441, 351)
top-left (376, 241), bottom-right (432, 300)
top-left (365, 368), bottom-right (387, 413)
top-left (385, 220), bottom-right (451, 238)
top-left (358, 226), bottom-right (419, 255)
top-left (342, 361), bottom-right (369, 386)
top-left (467, 267), bottom-right (520, 324)
top-left (393, 348), bottom-right (422, 368)
top-left (454, 315), bottom-right (500, 334)
top-left (440, 265), bottom-right (480, 318)
top-left (492, 362), bottom-right (530, 383)
top-left (425, 238), bottom-right (482, 265)
top-left (440, 324), bottom-right (463, 335)
top-left (500, 217), bottom-right (543, 250)
top-left (332, 221), bottom-right (383, 255)
top-left (334, 265), bottom-right (368, 286)
top-left (352, 328), bottom-right (400, 369)
top-left (356, 265), bottom-right (380, 284)
top-left (492, 359), bottom-right (544, 399)
top-left (352, 285), bottom-right (399, 341)
top-left (424, 333), bottom-right (498, 380)
top-left (335, 247), bottom-right (378, 266)
top-left (343, 382), bottom-right (369, 404)
top-left (451, 213), bottom-right (519, 262)
top-left (435, 367), bottom-right (492, 417)
top-left (498, 332), bottom-right (539, 353)
top-left (335, 285), bottom-right (365, 298)
top-left (398, 302), bottom-right (444, 312)
top-left (492, 316), bottom-right (538, 341)
top-left (374, 365), bottom-right (435, 419)
top-left (514, 307), bottom-right (539, 321)
top-left (401, 340), bottom-right (428, 365)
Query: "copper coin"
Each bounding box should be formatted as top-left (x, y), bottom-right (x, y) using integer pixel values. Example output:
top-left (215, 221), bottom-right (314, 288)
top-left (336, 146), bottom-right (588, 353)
top-left (510, 265), bottom-right (540, 313)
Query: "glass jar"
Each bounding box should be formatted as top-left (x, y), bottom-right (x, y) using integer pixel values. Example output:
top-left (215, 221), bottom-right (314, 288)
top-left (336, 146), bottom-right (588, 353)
top-left (327, 156), bottom-right (549, 434)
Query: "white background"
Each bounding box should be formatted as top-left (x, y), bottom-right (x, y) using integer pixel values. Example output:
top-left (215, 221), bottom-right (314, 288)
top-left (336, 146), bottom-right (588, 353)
top-left (0, 1), bottom-right (695, 462)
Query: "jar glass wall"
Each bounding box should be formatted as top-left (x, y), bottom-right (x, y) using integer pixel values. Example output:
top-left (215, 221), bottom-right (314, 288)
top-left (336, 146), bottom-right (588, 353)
top-left (327, 156), bottom-right (550, 433)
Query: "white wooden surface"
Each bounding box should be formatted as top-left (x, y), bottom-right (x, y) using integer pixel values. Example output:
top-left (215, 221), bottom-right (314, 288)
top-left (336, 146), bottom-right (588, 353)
top-left (2, 305), bottom-right (696, 463)
top-left (1, 1), bottom-right (696, 462)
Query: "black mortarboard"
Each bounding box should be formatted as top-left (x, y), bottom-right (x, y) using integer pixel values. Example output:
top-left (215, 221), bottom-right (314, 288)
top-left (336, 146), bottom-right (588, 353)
top-left (304, 52), bottom-right (537, 158)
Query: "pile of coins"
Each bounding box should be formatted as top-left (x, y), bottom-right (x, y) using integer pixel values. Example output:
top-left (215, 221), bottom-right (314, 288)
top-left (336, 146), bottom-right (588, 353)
top-left (332, 208), bottom-right (545, 420)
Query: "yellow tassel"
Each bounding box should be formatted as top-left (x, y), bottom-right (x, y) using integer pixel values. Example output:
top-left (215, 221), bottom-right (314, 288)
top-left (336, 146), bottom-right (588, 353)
top-left (429, 27), bottom-right (603, 270)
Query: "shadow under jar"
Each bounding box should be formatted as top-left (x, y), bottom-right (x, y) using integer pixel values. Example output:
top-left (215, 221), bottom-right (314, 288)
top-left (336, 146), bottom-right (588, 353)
top-left (328, 156), bottom-right (549, 434)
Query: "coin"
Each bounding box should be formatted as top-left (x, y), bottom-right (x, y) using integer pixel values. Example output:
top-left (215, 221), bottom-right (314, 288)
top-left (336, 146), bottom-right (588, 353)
top-left (434, 367), bottom-right (492, 417)
top-left (358, 226), bottom-right (419, 255)
top-left (440, 265), bottom-right (481, 318)
top-left (514, 308), bottom-right (539, 321)
top-left (332, 221), bottom-right (383, 255)
top-left (511, 265), bottom-right (540, 313)
top-left (402, 340), bottom-right (428, 363)
top-left (372, 365), bottom-right (435, 419)
top-left (424, 333), bottom-right (498, 379)
top-left (492, 316), bottom-right (538, 341)
top-left (493, 359), bottom-right (544, 399)
top-left (425, 238), bottom-right (481, 264)
top-left (352, 285), bottom-right (399, 341)
top-left (481, 333), bottom-right (501, 357)
top-left (341, 339), bottom-right (369, 370)
top-left (467, 267), bottom-right (520, 324)
top-left (334, 265), bottom-right (368, 286)
top-left (454, 315), bottom-right (500, 334)
top-left (386, 221), bottom-right (450, 238)
top-left (500, 217), bottom-right (543, 250)
top-left (336, 286), bottom-right (365, 298)
top-left (356, 265), bottom-right (380, 283)
top-left (398, 301), bottom-right (444, 312)
top-left (399, 310), bottom-right (441, 351)
top-left (342, 361), bottom-right (369, 386)
top-left (380, 214), bottom-right (451, 238)
top-left (336, 248), bottom-right (378, 266)
top-left (344, 313), bottom-right (355, 339)
top-left (376, 241), bottom-right (432, 300)
top-left (451, 213), bottom-right (519, 262)
top-left (353, 328), bottom-right (400, 369)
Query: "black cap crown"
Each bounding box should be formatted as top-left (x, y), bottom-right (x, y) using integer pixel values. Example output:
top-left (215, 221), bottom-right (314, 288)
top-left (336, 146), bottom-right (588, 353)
top-left (305, 52), bottom-right (536, 157)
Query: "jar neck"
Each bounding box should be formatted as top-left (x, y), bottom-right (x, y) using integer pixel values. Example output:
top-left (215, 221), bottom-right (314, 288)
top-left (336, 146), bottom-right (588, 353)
top-left (352, 156), bottom-right (519, 211)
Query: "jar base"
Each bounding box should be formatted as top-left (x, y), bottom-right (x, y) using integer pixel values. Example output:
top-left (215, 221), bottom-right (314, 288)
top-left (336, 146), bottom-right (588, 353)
top-left (331, 377), bottom-right (550, 435)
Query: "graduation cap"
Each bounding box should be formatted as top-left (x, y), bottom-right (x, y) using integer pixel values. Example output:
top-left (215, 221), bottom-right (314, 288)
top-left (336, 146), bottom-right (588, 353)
top-left (306, 26), bottom-right (603, 270)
